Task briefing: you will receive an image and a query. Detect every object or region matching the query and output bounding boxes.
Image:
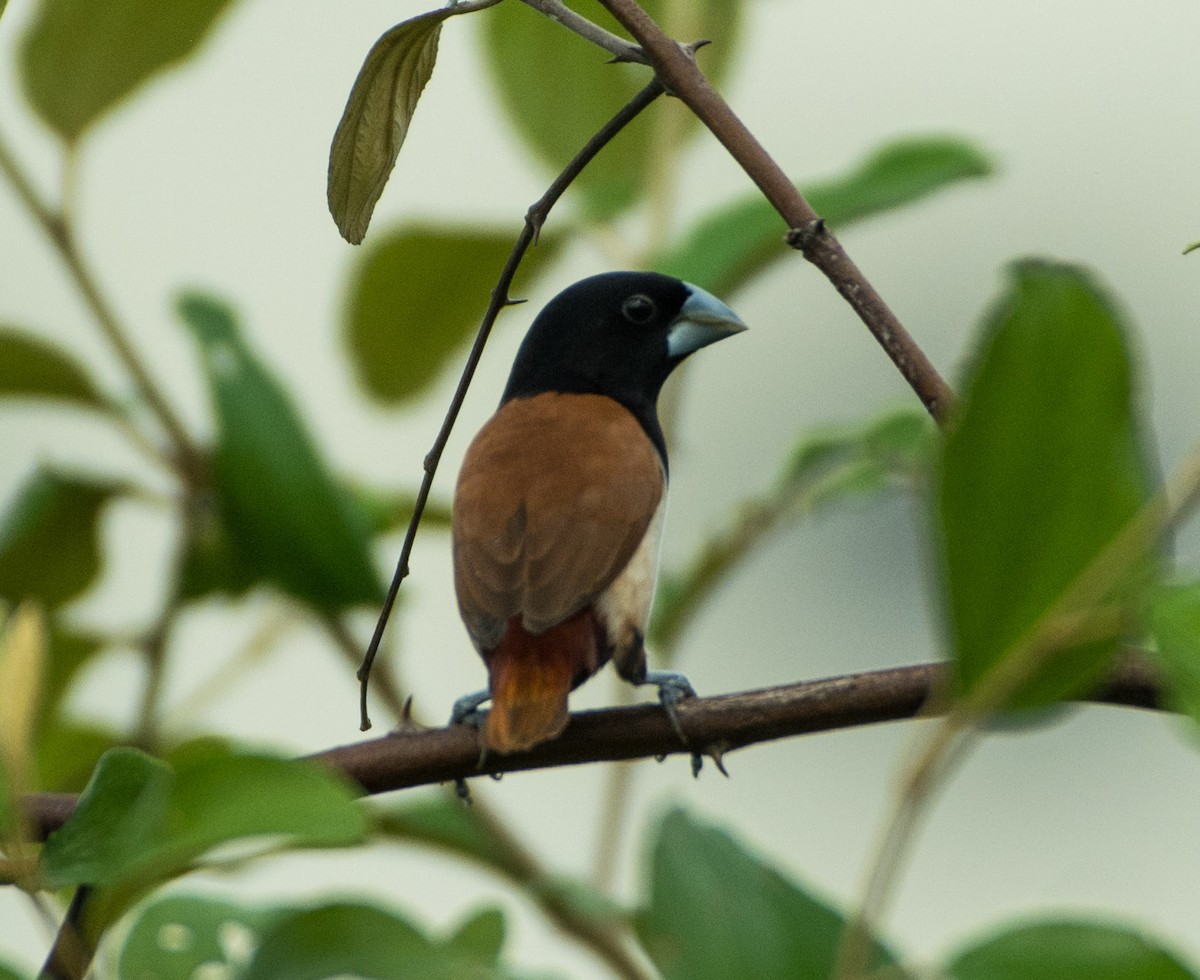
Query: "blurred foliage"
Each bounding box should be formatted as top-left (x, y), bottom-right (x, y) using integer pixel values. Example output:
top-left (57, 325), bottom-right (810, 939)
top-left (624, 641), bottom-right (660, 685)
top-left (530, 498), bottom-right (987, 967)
top-left (343, 224), bottom-right (561, 405)
top-left (936, 261), bottom-right (1151, 711)
top-left (636, 810), bottom-right (907, 980)
top-left (482, 0), bottom-right (740, 220)
top-left (3, 0), bottom-right (1200, 977)
top-left (656, 136), bottom-right (993, 296)
top-left (946, 920), bottom-right (1199, 980)
top-left (0, 328), bottom-right (104, 408)
top-left (18, 0), bottom-right (237, 142)
top-left (178, 293), bottom-right (383, 611)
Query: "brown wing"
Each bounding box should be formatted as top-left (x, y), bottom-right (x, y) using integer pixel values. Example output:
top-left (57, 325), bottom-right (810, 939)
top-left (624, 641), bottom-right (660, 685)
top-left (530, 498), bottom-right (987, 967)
top-left (452, 392), bottom-right (664, 652)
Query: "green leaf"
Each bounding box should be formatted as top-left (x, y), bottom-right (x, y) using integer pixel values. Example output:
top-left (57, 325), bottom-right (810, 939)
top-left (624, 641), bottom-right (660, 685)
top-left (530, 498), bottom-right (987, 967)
top-left (178, 292), bottom-right (383, 610)
top-left (482, 0), bottom-right (741, 219)
top-left (18, 0), bottom-right (237, 142)
top-left (342, 225), bottom-right (560, 405)
top-left (41, 747), bottom-right (366, 889)
top-left (0, 469), bottom-right (118, 608)
top-left (947, 920), bottom-right (1198, 980)
top-left (936, 260), bottom-right (1150, 709)
top-left (656, 135), bottom-right (993, 296)
top-left (329, 5), bottom-right (473, 243)
top-left (0, 963), bottom-right (31, 980)
top-left (635, 809), bottom-right (905, 980)
top-left (243, 901), bottom-right (509, 980)
top-left (0, 329), bottom-right (104, 407)
top-left (1150, 582), bottom-right (1200, 725)
top-left (446, 906), bottom-right (506, 963)
top-left (119, 894), bottom-right (283, 980)
top-left (41, 748), bottom-right (175, 889)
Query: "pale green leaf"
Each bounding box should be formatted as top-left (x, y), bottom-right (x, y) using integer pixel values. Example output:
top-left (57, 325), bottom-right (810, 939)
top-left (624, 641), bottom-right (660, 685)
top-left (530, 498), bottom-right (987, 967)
top-left (329, 7), bottom-right (467, 243)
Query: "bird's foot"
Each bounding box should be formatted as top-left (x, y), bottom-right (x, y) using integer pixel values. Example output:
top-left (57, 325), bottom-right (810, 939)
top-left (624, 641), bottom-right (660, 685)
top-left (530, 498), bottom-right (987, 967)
top-left (642, 670), bottom-right (704, 776)
top-left (449, 689), bottom-right (492, 802)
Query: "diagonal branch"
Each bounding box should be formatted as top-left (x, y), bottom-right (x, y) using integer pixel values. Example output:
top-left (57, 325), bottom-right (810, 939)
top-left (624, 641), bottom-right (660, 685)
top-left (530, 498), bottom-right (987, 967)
top-left (591, 0), bottom-right (957, 424)
top-left (24, 655), bottom-right (1163, 840)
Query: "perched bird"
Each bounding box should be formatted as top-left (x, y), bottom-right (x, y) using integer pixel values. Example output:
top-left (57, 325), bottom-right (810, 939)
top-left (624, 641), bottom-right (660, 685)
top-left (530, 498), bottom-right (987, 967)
top-left (451, 271), bottom-right (746, 754)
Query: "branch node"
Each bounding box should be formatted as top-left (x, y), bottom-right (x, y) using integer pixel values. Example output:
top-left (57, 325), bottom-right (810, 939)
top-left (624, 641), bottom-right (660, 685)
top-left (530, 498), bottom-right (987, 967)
top-left (786, 218), bottom-right (827, 253)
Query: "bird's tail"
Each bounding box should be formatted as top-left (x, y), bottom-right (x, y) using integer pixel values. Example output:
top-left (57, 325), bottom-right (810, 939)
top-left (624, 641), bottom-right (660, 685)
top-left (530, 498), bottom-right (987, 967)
top-left (485, 611), bottom-right (595, 753)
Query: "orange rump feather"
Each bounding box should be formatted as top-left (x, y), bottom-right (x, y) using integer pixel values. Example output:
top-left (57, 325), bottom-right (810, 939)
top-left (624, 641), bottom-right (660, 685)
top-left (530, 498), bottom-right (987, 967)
top-left (485, 609), bottom-right (598, 753)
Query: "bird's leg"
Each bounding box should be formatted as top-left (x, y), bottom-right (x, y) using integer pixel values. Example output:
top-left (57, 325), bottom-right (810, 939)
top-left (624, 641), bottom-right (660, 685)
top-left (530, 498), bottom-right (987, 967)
top-left (449, 689), bottom-right (492, 802)
top-left (640, 669), bottom-right (703, 776)
top-left (450, 688), bottom-right (491, 728)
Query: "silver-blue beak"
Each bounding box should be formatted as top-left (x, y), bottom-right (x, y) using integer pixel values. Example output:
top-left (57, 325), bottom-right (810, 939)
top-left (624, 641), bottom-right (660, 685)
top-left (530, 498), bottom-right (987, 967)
top-left (666, 283), bottom-right (748, 358)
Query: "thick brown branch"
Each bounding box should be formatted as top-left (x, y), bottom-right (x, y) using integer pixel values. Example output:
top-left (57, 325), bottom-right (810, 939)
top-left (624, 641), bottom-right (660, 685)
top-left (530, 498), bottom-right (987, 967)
top-left (592, 0), bottom-right (957, 424)
top-left (24, 657), bottom-right (1163, 840)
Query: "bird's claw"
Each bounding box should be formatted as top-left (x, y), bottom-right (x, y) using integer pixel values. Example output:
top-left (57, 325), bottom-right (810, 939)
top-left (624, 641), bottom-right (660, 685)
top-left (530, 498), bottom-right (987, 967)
top-left (449, 689), bottom-right (493, 804)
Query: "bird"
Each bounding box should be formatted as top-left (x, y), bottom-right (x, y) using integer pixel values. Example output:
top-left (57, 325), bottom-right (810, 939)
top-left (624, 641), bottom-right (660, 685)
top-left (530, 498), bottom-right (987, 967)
top-left (451, 271), bottom-right (746, 754)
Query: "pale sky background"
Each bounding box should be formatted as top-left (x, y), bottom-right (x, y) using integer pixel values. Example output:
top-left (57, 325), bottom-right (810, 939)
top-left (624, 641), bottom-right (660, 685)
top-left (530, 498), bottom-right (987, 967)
top-left (3, 0), bottom-right (1200, 976)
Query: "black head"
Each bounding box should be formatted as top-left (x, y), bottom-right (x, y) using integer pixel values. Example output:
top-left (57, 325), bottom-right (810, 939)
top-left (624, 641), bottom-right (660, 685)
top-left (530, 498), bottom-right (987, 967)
top-left (501, 273), bottom-right (746, 456)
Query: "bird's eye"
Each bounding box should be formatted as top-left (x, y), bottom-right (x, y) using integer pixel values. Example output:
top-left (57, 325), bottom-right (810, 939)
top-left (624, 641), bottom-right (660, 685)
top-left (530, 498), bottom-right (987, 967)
top-left (621, 293), bottom-right (657, 325)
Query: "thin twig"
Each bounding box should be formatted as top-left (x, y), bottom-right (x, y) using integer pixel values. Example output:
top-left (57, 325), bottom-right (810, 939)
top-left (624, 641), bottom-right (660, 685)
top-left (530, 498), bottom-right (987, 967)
top-left (37, 885), bottom-right (93, 980)
top-left (356, 78), bottom-right (668, 730)
top-left (23, 656), bottom-right (1164, 841)
top-left (592, 0), bottom-right (957, 424)
top-left (517, 0), bottom-right (646, 63)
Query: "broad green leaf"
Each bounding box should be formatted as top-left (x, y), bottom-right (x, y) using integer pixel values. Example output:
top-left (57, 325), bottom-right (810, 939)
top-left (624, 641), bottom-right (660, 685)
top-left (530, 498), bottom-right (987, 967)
top-left (178, 292), bottom-right (383, 610)
top-left (19, 0), bottom-right (237, 142)
top-left (243, 901), bottom-right (509, 980)
top-left (0, 963), bottom-right (30, 980)
top-left (119, 894), bottom-right (283, 980)
top-left (342, 225), bottom-right (560, 405)
top-left (937, 261), bottom-right (1150, 709)
top-left (0, 469), bottom-right (118, 608)
top-left (41, 748), bottom-right (175, 889)
top-left (41, 747), bottom-right (366, 889)
top-left (482, 0), bottom-right (741, 219)
top-left (1151, 582), bottom-right (1200, 725)
top-left (635, 809), bottom-right (905, 980)
top-left (947, 920), bottom-right (1198, 980)
top-left (160, 750), bottom-right (367, 860)
top-left (656, 136), bottom-right (993, 296)
top-left (0, 329), bottom-right (104, 407)
top-left (347, 482), bottom-right (452, 536)
top-left (329, 4), bottom-right (482, 243)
